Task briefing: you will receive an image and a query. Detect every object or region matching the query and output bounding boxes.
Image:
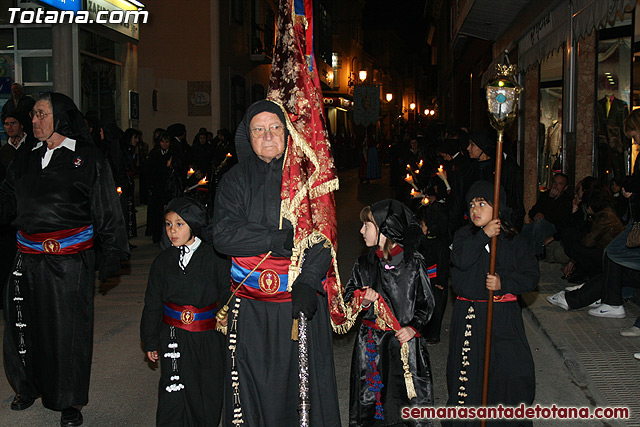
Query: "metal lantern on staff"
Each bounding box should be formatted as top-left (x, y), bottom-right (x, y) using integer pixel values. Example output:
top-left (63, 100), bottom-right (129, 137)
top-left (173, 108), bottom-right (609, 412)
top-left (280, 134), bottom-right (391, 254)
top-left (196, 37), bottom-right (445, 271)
top-left (480, 62), bottom-right (522, 420)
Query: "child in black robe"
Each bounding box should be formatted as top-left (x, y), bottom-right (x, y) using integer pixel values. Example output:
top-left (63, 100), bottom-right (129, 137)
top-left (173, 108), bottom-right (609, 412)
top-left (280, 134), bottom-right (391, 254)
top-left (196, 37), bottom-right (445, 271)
top-left (446, 181), bottom-right (538, 426)
top-left (417, 203), bottom-right (451, 344)
top-left (344, 199), bottom-right (435, 426)
top-left (141, 197), bottom-right (230, 426)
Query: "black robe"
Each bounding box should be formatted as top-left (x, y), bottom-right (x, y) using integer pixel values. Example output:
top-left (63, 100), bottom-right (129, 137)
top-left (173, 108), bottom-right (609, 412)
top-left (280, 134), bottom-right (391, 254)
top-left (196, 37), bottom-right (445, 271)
top-left (141, 241), bottom-right (230, 426)
top-left (212, 149), bottom-right (341, 426)
top-left (446, 225), bottom-right (538, 426)
top-left (0, 138), bottom-right (129, 410)
top-left (344, 251), bottom-right (435, 427)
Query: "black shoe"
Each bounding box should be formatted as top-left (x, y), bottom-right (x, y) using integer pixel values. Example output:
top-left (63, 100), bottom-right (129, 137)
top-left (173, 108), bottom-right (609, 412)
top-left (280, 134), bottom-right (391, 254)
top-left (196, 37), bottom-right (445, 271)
top-left (61, 407), bottom-right (83, 427)
top-left (10, 394), bottom-right (35, 411)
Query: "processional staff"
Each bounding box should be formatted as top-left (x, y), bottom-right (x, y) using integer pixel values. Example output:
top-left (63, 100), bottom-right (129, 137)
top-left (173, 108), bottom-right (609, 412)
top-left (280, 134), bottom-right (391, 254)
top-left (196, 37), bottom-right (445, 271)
top-left (480, 61), bottom-right (522, 427)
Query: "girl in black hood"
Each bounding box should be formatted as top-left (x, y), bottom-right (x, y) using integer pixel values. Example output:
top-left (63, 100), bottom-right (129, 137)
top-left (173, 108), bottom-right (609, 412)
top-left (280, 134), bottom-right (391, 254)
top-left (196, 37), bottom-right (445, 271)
top-left (445, 181), bottom-right (538, 425)
top-left (344, 198), bottom-right (435, 427)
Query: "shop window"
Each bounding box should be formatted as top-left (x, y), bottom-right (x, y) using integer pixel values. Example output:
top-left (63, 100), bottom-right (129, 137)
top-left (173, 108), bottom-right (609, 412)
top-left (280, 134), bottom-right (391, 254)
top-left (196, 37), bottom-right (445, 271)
top-left (538, 49), bottom-right (564, 190)
top-left (0, 29), bottom-right (13, 50)
top-left (80, 30), bottom-right (122, 127)
top-left (17, 28), bottom-right (52, 50)
top-left (22, 56), bottom-right (52, 83)
top-left (250, 0), bottom-right (275, 60)
top-left (596, 15), bottom-right (632, 182)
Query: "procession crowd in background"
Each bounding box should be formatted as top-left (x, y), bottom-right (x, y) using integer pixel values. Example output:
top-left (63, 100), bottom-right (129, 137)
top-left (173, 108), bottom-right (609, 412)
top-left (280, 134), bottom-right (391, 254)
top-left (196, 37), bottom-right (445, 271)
top-left (1, 84), bottom-right (639, 426)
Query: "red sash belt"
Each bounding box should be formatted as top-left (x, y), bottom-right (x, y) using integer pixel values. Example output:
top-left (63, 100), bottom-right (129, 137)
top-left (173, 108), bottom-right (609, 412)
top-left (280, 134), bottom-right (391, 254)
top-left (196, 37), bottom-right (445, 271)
top-left (457, 293), bottom-right (517, 303)
top-left (162, 301), bottom-right (218, 332)
top-left (231, 254), bottom-right (292, 302)
top-left (17, 225), bottom-right (94, 255)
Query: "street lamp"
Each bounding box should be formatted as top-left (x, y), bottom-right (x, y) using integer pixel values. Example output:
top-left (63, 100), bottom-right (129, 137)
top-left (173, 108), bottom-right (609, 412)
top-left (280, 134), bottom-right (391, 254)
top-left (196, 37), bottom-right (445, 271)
top-left (359, 70), bottom-right (367, 82)
top-left (386, 93), bottom-right (393, 102)
top-left (409, 102), bottom-right (416, 110)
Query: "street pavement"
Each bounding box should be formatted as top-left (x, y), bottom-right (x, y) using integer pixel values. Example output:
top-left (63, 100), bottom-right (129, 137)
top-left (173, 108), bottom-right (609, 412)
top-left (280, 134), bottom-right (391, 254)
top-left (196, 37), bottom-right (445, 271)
top-left (0, 166), bottom-right (638, 426)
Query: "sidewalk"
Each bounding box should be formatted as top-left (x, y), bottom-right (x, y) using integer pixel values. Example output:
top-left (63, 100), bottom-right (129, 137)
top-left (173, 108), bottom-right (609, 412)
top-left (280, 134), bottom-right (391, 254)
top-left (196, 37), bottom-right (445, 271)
top-left (524, 259), bottom-right (640, 426)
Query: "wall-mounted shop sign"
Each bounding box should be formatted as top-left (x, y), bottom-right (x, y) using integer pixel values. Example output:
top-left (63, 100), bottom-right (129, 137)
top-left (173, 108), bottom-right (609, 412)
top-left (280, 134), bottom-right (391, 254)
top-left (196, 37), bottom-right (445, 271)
top-left (38, 0), bottom-right (82, 12)
top-left (85, 0), bottom-right (144, 40)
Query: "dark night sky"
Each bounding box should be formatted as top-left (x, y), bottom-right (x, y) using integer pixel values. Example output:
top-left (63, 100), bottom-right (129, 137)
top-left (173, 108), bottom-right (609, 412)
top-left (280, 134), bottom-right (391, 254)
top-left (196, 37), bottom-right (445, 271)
top-left (362, 0), bottom-right (428, 51)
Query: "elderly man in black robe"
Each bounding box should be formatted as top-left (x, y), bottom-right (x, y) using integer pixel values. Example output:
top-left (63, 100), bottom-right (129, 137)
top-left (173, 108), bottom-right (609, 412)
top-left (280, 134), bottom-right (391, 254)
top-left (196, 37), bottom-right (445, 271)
top-left (0, 92), bottom-right (129, 427)
top-left (212, 100), bottom-right (341, 427)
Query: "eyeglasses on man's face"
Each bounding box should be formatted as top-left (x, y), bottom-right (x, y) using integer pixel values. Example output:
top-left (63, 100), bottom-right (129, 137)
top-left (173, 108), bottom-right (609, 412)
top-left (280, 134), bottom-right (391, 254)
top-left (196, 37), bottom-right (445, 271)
top-left (29, 110), bottom-right (51, 120)
top-left (250, 124), bottom-right (285, 138)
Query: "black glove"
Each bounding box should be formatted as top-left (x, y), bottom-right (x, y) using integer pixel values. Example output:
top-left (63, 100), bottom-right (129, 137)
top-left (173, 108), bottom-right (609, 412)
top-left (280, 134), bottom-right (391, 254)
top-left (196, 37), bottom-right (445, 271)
top-left (98, 253), bottom-right (121, 282)
top-left (291, 281), bottom-right (318, 320)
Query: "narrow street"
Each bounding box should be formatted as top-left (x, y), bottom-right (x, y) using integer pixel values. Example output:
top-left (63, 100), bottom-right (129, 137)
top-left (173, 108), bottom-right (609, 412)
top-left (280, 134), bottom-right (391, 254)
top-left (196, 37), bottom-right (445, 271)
top-left (0, 166), bottom-right (635, 426)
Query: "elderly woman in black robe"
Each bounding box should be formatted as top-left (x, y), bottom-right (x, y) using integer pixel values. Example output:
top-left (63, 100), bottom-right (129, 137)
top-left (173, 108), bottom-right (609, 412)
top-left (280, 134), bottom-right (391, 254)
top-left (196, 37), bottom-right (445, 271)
top-left (0, 92), bottom-right (128, 427)
top-left (212, 99), bottom-right (341, 427)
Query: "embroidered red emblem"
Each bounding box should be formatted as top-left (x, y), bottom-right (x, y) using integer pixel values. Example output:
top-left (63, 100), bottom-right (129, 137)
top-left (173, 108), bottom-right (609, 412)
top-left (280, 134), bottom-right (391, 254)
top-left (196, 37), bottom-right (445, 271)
top-left (181, 309), bottom-right (195, 325)
top-left (258, 269), bottom-right (280, 294)
top-left (73, 157), bottom-right (83, 167)
top-left (42, 238), bottom-right (61, 254)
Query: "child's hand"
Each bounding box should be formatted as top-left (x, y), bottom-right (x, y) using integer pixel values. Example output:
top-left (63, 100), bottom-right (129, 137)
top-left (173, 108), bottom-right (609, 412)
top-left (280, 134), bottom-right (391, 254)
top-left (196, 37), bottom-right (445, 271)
top-left (482, 219), bottom-right (501, 238)
top-left (395, 326), bottom-right (416, 344)
top-left (486, 273), bottom-right (501, 291)
top-left (147, 351), bottom-right (158, 362)
top-left (362, 286), bottom-right (379, 307)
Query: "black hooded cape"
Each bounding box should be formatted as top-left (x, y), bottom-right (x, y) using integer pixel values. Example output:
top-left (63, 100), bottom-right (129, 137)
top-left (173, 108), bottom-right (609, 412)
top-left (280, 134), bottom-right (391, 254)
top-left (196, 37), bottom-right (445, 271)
top-left (212, 100), bottom-right (340, 427)
top-left (0, 92), bottom-right (128, 410)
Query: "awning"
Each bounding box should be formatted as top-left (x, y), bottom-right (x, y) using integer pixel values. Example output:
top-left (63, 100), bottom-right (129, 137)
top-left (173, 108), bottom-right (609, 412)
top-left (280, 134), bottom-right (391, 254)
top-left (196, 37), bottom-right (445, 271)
top-left (517, 1), bottom-right (570, 72)
top-left (456, 0), bottom-right (531, 41)
top-left (517, 0), bottom-right (638, 73)
top-left (573, 0), bottom-right (637, 39)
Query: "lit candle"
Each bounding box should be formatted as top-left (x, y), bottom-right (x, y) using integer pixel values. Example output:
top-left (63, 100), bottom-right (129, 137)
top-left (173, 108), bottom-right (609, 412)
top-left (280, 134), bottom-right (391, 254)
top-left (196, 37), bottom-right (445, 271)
top-left (418, 159), bottom-right (423, 168)
top-left (116, 187), bottom-right (122, 195)
top-left (404, 174), bottom-right (413, 184)
top-left (414, 170), bottom-right (420, 174)
top-left (410, 189), bottom-right (424, 199)
top-left (226, 153), bottom-right (232, 158)
top-left (187, 168), bottom-right (195, 177)
top-left (406, 164), bottom-right (411, 170)
top-left (198, 177), bottom-right (208, 186)
top-left (438, 164), bottom-right (443, 173)
top-left (421, 197), bottom-right (430, 206)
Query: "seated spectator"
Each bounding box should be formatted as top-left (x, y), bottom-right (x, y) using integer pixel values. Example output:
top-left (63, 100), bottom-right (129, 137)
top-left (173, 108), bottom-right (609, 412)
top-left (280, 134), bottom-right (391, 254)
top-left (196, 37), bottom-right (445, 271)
top-left (563, 188), bottom-right (622, 280)
top-left (611, 177), bottom-right (631, 224)
top-left (521, 172), bottom-right (572, 258)
top-left (552, 176), bottom-right (604, 282)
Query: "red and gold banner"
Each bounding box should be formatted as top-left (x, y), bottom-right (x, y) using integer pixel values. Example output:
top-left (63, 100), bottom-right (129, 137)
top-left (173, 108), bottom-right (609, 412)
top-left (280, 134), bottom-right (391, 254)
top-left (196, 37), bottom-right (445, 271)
top-left (267, 0), bottom-right (357, 331)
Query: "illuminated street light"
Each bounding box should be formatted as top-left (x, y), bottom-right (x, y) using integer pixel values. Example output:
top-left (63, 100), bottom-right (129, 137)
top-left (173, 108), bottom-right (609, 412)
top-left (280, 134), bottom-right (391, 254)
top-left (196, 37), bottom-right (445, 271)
top-left (386, 93), bottom-right (393, 102)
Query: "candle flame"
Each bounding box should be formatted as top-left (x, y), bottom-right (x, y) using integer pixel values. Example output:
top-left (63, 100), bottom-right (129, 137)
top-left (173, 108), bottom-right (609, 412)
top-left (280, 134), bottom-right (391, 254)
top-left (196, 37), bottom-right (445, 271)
top-left (421, 197), bottom-right (430, 205)
top-left (226, 153), bottom-right (232, 157)
top-left (404, 174), bottom-right (413, 183)
top-left (414, 170), bottom-right (420, 174)
top-left (438, 165), bottom-right (443, 172)
top-left (418, 159), bottom-right (423, 168)
top-left (406, 164), bottom-right (411, 170)
top-left (198, 177), bottom-right (208, 186)
top-left (187, 168), bottom-right (195, 176)
top-left (116, 187), bottom-right (122, 195)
